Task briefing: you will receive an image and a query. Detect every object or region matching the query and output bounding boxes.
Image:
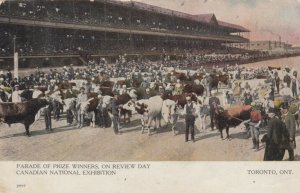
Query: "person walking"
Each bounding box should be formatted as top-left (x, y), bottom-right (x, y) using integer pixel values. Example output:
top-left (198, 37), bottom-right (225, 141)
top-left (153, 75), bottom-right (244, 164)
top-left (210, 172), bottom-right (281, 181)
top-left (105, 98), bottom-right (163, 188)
top-left (281, 106), bottom-right (296, 161)
top-left (182, 96), bottom-right (197, 142)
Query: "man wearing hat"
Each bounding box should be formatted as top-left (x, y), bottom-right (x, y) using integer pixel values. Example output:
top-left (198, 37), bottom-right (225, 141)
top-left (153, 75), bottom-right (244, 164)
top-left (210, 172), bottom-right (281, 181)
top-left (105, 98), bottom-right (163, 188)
top-left (76, 87), bottom-right (88, 128)
top-left (209, 90), bottom-right (220, 130)
top-left (12, 85), bottom-right (22, 102)
top-left (281, 105), bottom-right (296, 160)
top-left (111, 92), bottom-right (121, 134)
top-left (32, 86), bottom-right (43, 99)
top-left (262, 108), bottom-right (290, 161)
top-left (144, 88), bottom-right (151, 99)
top-left (249, 102), bottom-right (262, 151)
top-left (182, 95), bottom-right (197, 142)
top-left (174, 79), bottom-right (182, 95)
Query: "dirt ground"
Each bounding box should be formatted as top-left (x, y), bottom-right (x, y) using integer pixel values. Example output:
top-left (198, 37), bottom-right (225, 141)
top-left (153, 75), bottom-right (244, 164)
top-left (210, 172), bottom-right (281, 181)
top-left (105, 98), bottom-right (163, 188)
top-left (0, 56), bottom-right (300, 161)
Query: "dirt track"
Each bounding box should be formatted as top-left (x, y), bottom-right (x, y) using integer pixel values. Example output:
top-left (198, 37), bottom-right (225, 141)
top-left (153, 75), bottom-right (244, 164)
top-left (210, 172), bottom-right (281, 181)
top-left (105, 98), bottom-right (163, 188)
top-left (0, 112), bottom-right (299, 161)
top-left (0, 56), bottom-right (300, 161)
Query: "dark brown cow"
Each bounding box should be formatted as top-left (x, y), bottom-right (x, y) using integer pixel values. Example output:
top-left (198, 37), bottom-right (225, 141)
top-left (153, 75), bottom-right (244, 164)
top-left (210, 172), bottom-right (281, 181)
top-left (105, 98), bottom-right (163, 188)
top-left (210, 74), bottom-right (229, 89)
top-left (116, 93), bottom-right (133, 123)
top-left (170, 71), bottom-right (190, 81)
top-left (99, 87), bottom-right (114, 97)
top-left (214, 105), bottom-right (252, 139)
top-left (100, 81), bottom-right (114, 88)
top-left (268, 66), bottom-right (281, 71)
top-left (183, 84), bottom-right (204, 96)
top-left (57, 82), bottom-right (76, 90)
top-left (0, 98), bottom-right (49, 136)
top-left (100, 80), bottom-right (126, 88)
top-left (161, 93), bottom-right (197, 108)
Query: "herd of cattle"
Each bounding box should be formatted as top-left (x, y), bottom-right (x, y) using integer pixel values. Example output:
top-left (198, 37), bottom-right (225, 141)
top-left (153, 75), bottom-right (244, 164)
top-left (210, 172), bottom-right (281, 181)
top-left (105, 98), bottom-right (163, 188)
top-left (0, 65), bottom-right (298, 141)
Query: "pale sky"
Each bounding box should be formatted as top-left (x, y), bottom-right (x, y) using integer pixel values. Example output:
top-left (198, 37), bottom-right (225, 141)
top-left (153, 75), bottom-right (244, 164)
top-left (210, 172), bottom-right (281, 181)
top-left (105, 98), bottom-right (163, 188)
top-left (127, 0), bottom-right (300, 46)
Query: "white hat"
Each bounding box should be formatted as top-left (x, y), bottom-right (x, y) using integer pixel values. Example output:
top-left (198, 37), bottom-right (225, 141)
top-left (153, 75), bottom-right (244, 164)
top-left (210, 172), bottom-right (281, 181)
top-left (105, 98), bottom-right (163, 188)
top-left (211, 90), bottom-right (217, 95)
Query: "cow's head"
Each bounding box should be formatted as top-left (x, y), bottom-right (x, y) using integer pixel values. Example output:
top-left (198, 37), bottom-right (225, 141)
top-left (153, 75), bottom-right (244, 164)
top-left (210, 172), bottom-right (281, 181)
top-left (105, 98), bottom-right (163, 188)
top-left (162, 99), bottom-right (178, 124)
top-left (122, 100), bottom-right (137, 113)
top-left (101, 96), bottom-right (113, 109)
top-left (214, 105), bottom-right (225, 116)
top-left (79, 98), bottom-right (94, 113)
top-left (63, 98), bottom-right (76, 110)
top-left (128, 89), bottom-right (137, 100)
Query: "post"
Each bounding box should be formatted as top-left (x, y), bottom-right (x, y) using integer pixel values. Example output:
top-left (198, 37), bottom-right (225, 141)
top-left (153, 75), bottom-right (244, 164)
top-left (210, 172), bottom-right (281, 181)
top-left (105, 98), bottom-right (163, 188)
top-left (13, 35), bottom-right (18, 79)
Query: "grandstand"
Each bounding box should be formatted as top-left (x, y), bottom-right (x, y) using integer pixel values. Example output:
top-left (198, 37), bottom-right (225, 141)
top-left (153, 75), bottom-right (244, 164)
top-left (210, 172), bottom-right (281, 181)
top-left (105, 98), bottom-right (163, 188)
top-left (0, 0), bottom-right (250, 68)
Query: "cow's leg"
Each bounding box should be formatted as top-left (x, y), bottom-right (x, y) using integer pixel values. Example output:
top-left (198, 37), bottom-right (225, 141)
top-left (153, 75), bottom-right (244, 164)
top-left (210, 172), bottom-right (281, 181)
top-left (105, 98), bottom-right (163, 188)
top-left (225, 126), bottom-right (230, 140)
top-left (147, 117), bottom-right (153, 135)
top-left (91, 112), bottom-right (96, 128)
top-left (171, 123), bottom-right (176, 135)
top-left (25, 124), bottom-right (31, 137)
top-left (220, 129), bottom-right (224, 140)
top-left (203, 115), bottom-right (207, 129)
top-left (141, 118), bottom-right (145, 134)
top-left (108, 112), bottom-right (114, 128)
top-left (73, 108), bottom-right (78, 123)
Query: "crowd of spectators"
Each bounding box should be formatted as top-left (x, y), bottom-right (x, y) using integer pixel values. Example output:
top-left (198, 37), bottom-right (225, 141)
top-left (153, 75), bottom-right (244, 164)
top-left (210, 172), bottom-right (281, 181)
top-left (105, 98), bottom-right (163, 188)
top-left (0, 0), bottom-right (239, 38)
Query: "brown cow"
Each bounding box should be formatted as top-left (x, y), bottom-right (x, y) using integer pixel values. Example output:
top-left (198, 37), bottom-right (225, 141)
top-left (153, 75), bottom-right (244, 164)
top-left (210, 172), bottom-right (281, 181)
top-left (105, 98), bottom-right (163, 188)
top-left (214, 105), bottom-right (251, 139)
top-left (161, 93), bottom-right (197, 108)
top-left (0, 98), bottom-right (49, 136)
top-left (268, 66), bottom-right (281, 71)
top-left (183, 84), bottom-right (204, 96)
top-left (99, 87), bottom-right (114, 97)
top-left (57, 82), bottom-right (76, 90)
top-left (210, 74), bottom-right (229, 90)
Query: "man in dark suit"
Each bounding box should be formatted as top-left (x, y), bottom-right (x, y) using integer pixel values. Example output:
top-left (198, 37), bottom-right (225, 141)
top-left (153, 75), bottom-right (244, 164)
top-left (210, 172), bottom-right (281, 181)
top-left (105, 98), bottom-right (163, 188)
top-left (182, 96), bottom-right (197, 142)
top-left (281, 106), bottom-right (296, 161)
top-left (262, 108), bottom-right (290, 161)
top-left (111, 92), bottom-right (120, 134)
top-left (209, 90), bottom-right (220, 130)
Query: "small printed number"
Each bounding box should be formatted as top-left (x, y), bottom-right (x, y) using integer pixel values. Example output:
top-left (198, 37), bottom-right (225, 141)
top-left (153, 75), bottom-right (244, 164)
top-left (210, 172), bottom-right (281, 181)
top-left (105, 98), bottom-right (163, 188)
top-left (16, 184), bottom-right (26, 188)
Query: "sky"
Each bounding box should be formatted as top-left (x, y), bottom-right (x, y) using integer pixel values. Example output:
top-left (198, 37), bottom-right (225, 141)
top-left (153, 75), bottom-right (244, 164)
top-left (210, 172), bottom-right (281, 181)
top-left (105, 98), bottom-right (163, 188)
top-left (123, 0), bottom-right (300, 46)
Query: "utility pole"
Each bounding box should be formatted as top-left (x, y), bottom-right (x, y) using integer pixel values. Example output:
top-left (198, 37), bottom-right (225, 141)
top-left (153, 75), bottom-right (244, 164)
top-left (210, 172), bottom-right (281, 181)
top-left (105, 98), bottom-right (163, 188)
top-left (13, 35), bottom-right (18, 79)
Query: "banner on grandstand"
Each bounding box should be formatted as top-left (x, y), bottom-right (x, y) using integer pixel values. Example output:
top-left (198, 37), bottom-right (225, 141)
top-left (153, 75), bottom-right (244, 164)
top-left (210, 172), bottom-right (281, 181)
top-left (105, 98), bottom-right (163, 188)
top-left (14, 52), bottom-right (18, 79)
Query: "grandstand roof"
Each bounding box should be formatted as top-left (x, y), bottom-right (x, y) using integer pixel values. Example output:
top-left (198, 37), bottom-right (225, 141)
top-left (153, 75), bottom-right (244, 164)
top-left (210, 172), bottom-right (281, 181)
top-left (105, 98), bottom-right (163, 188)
top-left (107, 0), bottom-right (250, 33)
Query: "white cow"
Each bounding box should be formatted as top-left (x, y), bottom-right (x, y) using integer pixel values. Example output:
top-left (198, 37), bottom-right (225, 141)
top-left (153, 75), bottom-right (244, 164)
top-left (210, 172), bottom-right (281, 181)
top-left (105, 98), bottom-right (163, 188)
top-left (64, 97), bottom-right (77, 124)
top-left (161, 99), bottom-right (178, 135)
top-left (123, 96), bottom-right (163, 135)
top-left (79, 98), bottom-right (96, 128)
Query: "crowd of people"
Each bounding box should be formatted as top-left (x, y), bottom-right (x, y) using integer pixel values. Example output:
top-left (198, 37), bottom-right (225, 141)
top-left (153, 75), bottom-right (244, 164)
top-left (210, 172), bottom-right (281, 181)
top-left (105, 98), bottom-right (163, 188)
top-left (0, 56), bottom-right (299, 161)
top-left (0, 1), bottom-right (231, 37)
